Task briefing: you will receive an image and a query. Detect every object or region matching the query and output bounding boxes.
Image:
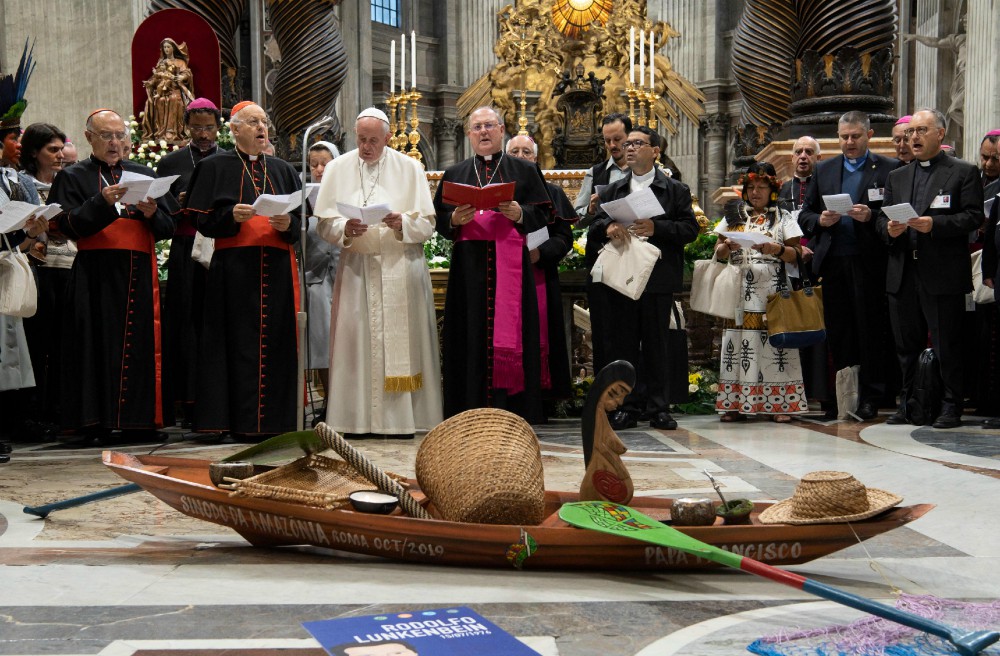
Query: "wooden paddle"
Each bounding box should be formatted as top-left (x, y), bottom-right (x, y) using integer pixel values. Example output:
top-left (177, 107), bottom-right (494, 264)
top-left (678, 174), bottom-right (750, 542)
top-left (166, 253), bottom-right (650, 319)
top-left (559, 501), bottom-right (999, 656)
top-left (23, 430), bottom-right (325, 518)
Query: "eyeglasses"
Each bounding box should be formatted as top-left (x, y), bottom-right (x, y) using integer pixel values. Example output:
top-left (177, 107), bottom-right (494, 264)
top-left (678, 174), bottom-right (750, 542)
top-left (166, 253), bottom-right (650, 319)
top-left (88, 131), bottom-right (129, 142)
top-left (623, 140), bottom-right (651, 149)
top-left (903, 126), bottom-right (933, 137)
top-left (892, 136), bottom-right (909, 144)
top-left (470, 122), bottom-right (499, 132)
top-left (236, 118), bottom-right (269, 129)
top-left (189, 125), bottom-right (218, 134)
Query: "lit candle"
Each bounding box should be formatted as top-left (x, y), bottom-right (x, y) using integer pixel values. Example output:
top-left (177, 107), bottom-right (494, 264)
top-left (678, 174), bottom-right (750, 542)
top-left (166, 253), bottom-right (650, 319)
top-left (411, 31), bottom-right (416, 89)
top-left (390, 39), bottom-right (395, 94)
top-left (649, 31), bottom-right (655, 90)
top-left (400, 33), bottom-right (406, 91)
top-left (639, 29), bottom-right (645, 88)
top-left (629, 27), bottom-right (635, 85)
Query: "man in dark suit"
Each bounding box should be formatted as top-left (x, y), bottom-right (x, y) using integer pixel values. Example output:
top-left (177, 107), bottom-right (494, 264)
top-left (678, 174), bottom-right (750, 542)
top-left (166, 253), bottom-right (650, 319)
top-left (587, 126), bottom-right (699, 430)
top-left (799, 111), bottom-right (898, 420)
top-left (574, 113), bottom-right (631, 225)
top-left (876, 108), bottom-right (984, 428)
top-left (779, 136), bottom-right (820, 215)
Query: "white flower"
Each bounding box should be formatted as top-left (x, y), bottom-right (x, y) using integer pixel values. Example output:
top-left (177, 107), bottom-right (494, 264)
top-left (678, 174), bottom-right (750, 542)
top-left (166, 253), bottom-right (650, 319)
top-left (429, 255), bottom-right (447, 264)
top-left (147, 140), bottom-right (156, 148)
top-left (153, 153), bottom-right (162, 161)
top-left (709, 383), bottom-right (719, 393)
top-left (159, 140), bottom-right (168, 149)
top-left (688, 384), bottom-right (699, 394)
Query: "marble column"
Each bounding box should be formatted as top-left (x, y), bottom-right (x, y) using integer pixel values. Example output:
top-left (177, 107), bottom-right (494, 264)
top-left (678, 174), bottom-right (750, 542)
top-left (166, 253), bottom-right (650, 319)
top-left (963, 0), bottom-right (1000, 157)
top-left (433, 116), bottom-right (463, 170)
top-left (701, 113), bottom-right (729, 218)
top-left (334, 2), bottom-right (371, 152)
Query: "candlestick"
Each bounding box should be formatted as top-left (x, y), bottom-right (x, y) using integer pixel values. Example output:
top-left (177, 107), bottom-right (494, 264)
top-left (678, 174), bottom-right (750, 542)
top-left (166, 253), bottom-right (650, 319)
top-left (411, 31), bottom-right (416, 90)
top-left (639, 29), bottom-right (645, 88)
top-left (407, 89), bottom-right (423, 163)
top-left (396, 93), bottom-right (408, 152)
top-left (649, 31), bottom-right (655, 90)
top-left (629, 27), bottom-right (635, 85)
top-left (626, 85), bottom-right (638, 127)
top-left (390, 40), bottom-right (395, 94)
top-left (646, 90), bottom-right (660, 130)
top-left (400, 33), bottom-right (405, 91)
top-left (387, 93), bottom-right (399, 150)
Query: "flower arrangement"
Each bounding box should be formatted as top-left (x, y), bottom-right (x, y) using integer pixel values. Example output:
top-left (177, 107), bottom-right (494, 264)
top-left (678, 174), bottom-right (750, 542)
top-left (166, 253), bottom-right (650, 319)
top-left (555, 371), bottom-right (593, 417)
top-left (673, 368), bottom-right (719, 415)
top-left (423, 232), bottom-right (452, 269)
top-left (558, 225), bottom-right (587, 272)
top-left (155, 241), bottom-right (170, 281)
top-left (128, 113), bottom-right (180, 169)
top-left (683, 217), bottom-right (721, 276)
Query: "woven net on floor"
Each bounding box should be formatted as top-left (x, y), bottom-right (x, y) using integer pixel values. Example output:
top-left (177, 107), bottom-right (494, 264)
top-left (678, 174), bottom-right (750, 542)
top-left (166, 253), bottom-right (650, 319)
top-left (747, 593), bottom-right (1000, 656)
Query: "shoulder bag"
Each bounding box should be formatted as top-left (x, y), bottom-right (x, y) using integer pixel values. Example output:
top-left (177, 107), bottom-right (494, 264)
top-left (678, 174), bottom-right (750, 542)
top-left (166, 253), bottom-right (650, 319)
top-left (0, 233), bottom-right (38, 317)
top-left (191, 232), bottom-right (215, 269)
top-left (689, 251), bottom-right (741, 319)
top-left (765, 249), bottom-right (825, 349)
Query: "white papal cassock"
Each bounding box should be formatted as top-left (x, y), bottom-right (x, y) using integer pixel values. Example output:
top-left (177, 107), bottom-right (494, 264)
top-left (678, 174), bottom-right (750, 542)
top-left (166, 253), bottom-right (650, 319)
top-left (314, 147), bottom-right (442, 435)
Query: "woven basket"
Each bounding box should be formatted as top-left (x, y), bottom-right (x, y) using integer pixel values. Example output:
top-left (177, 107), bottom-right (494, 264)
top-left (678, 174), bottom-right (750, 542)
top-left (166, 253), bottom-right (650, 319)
top-left (415, 408), bottom-right (545, 525)
top-left (225, 454), bottom-right (407, 510)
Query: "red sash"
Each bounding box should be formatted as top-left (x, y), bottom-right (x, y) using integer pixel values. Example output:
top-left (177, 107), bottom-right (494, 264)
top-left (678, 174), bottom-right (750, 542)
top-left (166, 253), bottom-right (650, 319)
top-left (77, 218), bottom-right (163, 427)
top-left (213, 214), bottom-right (301, 314)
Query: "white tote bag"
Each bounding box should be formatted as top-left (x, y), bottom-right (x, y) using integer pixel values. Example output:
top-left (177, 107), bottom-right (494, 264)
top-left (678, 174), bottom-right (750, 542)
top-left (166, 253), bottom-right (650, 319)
top-left (191, 232), bottom-right (215, 269)
top-left (0, 234), bottom-right (38, 318)
top-left (594, 237), bottom-right (661, 300)
top-left (971, 249), bottom-right (995, 305)
top-left (689, 253), bottom-right (741, 319)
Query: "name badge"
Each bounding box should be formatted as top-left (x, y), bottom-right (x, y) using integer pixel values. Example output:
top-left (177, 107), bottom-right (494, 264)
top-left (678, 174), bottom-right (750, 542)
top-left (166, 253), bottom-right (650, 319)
top-left (868, 187), bottom-right (885, 201)
top-left (930, 194), bottom-right (951, 209)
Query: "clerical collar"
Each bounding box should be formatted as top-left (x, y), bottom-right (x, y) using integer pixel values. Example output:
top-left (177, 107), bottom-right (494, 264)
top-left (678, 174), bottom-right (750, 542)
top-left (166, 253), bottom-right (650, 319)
top-left (795, 174), bottom-right (811, 182)
top-left (917, 151), bottom-right (947, 168)
top-left (236, 148), bottom-right (263, 162)
top-left (632, 168), bottom-right (655, 184)
top-left (843, 151), bottom-right (869, 173)
top-left (476, 151), bottom-right (502, 163)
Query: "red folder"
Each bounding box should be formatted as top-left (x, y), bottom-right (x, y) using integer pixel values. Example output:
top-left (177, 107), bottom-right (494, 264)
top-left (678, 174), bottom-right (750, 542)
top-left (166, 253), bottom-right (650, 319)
top-left (441, 181), bottom-right (516, 210)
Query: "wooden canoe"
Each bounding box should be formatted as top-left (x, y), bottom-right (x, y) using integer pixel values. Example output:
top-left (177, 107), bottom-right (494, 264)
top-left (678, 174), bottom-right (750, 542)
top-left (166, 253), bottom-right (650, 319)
top-left (103, 451), bottom-right (933, 571)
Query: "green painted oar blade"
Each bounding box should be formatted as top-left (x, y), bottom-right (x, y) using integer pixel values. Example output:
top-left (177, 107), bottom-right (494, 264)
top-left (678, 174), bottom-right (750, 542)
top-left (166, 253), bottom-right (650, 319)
top-left (221, 430), bottom-right (324, 464)
top-left (559, 501), bottom-right (743, 569)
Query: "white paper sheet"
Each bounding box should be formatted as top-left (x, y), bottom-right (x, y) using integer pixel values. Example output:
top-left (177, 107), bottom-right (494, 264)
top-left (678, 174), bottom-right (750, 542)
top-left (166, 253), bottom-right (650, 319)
top-left (0, 201), bottom-right (41, 232)
top-left (718, 230), bottom-right (773, 247)
top-left (306, 183), bottom-right (321, 209)
top-left (35, 203), bottom-right (62, 220)
top-left (599, 187), bottom-right (662, 225)
top-left (526, 226), bottom-right (549, 251)
top-left (985, 194), bottom-right (996, 218)
top-left (882, 203), bottom-right (919, 223)
top-left (335, 201), bottom-right (392, 225)
top-left (822, 193), bottom-right (854, 214)
top-left (252, 192), bottom-right (302, 217)
top-left (117, 172), bottom-right (179, 205)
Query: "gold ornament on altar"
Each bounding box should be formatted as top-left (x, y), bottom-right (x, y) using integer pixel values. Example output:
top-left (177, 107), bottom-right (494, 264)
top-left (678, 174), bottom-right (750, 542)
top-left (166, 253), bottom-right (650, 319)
top-left (458, 0), bottom-right (704, 169)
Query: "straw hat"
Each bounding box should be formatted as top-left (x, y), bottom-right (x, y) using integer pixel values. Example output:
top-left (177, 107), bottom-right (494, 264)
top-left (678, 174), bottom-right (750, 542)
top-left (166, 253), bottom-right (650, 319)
top-left (758, 471), bottom-right (902, 525)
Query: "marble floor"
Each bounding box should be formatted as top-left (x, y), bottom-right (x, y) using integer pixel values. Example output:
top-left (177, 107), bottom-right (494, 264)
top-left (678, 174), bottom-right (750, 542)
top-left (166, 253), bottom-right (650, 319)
top-left (1, 411), bottom-right (999, 656)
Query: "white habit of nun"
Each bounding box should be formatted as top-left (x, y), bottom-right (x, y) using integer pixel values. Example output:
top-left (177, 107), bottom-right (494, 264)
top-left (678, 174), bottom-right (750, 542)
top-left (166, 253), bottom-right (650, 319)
top-left (314, 146), bottom-right (442, 434)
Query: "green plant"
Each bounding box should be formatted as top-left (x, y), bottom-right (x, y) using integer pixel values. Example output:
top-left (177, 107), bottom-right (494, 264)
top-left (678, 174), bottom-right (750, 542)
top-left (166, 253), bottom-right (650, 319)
top-left (673, 368), bottom-right (719, 415)
top-left (558, 225), bottom-right (587, 273)
top-left (423, 232), bottom-right (452, 269)
top-left (683, 218), bottom-right (721, 276)
top-left (127, 113), bottom-right (181, 169)
top-left (555, 372), bottom-right (593, 417)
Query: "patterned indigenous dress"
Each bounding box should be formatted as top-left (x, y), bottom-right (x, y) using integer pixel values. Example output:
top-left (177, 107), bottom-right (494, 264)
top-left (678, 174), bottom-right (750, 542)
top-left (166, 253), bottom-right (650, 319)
top-left (713, 209), bottom-right (809, 416)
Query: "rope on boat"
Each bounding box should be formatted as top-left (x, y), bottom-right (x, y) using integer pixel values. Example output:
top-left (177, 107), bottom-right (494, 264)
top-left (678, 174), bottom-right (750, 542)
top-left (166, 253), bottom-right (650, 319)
top-left (315, 422), bottom-right (432, 519)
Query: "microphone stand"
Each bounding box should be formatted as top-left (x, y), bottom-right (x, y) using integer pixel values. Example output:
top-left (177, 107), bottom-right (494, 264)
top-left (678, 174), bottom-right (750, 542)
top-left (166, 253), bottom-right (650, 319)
top-left (297, 115), bottom-right (335, 430)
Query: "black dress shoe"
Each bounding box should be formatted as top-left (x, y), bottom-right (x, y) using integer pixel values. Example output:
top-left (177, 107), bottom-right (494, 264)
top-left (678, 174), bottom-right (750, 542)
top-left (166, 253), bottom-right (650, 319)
top-left (885, 411), bottom-right (909, 425)
top-left (931, 412), bottom-right (961, 429)
top-left (855, 402), bottom-right (877, 421)
top-left (981, 417), bottom-right (1000, 429)
top-left (609, 410), bottom-right (638, 430)
top-left (650, 412), bottom-right (678, 430)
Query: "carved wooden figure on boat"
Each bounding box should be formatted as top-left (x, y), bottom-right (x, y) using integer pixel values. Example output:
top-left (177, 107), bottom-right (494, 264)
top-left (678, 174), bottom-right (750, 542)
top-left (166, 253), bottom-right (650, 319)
top-left (580, 360), bottom-right (636, 504)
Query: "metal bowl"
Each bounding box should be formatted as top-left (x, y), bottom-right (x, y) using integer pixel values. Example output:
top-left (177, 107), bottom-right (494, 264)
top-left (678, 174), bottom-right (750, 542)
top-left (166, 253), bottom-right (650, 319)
top-left (349, 490), bottom-right (399, 514)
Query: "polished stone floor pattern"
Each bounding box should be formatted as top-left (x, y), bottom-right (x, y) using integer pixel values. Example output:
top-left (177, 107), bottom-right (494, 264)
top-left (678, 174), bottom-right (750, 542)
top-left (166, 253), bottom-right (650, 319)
top-left (1, 412), bottom-right (999, 656)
